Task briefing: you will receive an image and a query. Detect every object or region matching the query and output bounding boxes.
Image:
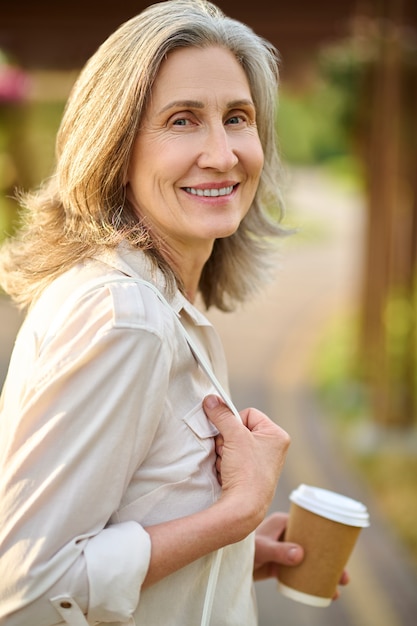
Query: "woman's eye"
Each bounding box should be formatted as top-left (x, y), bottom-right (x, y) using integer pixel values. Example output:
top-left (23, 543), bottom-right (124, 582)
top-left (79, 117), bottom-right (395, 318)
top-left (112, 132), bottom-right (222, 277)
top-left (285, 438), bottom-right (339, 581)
top-left (173, 118), bottom-right (188, 126)
top-left (226, 115), bottom-right (245, 126)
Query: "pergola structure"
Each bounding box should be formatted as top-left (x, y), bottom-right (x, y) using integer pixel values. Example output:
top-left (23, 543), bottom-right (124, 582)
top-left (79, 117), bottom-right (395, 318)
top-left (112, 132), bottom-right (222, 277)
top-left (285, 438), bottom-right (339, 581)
top-left (0, 1), bottom-right (358, 79)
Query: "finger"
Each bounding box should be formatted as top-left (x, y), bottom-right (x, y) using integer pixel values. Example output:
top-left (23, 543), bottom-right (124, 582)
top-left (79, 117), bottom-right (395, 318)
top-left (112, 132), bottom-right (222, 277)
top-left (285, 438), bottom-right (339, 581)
top-left (332, 570), bottom-right (350, 600)
top-left (253, 541), bottom-right (303, 582)
top-left (203, 395), bottom-right (242, 435)
top-left (339, 569), bottom-right (350, 586)
top-left (215, 434), bottom-right (224, 457)
top-left (253, 562), bottom-right (280, 581)
top-left (256, 512), bottom-right (288, 540)
top-left (256, 537), bottom-right (304, 569)
top-left (214, 434), bottom-right (224, 446)
top-left (269, 542), bottom-right (304, 566)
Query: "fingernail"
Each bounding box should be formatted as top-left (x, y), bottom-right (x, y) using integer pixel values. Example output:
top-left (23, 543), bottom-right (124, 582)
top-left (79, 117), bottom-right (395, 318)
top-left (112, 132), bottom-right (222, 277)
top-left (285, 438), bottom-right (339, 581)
top-left (204, 395), bottom-right (220, 409)
top-left (288, 547), bottom-right (302, 563)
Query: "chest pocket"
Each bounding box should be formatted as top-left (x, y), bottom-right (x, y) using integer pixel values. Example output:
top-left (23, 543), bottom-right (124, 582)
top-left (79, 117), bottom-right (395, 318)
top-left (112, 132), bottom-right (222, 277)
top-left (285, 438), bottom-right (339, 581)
top-left (182, 402), bottom-right (219, 450)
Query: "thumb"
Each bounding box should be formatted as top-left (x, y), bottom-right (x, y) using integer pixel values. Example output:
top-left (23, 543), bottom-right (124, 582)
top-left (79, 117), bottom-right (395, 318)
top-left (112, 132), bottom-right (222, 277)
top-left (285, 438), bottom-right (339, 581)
top-left (269, 542), bottom-right (304, 567)
top-left (203, 395), bottom-right (241, 434)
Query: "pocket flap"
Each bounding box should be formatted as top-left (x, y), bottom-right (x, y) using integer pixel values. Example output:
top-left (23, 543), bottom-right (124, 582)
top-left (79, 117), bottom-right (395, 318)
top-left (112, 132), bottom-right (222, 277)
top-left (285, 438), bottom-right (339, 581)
top-left (182, 404), bottom-right (219, 439)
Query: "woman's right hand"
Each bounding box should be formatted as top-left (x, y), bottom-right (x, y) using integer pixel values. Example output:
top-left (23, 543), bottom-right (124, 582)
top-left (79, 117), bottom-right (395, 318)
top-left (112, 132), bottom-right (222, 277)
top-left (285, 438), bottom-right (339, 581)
top-left (142, 395), bottom-right (290, 587)
top-left (203, 395), bottom-right (291, 535)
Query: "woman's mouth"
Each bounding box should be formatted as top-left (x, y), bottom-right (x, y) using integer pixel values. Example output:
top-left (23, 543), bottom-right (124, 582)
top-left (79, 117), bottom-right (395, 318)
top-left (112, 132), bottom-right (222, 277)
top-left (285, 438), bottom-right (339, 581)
top-left (183, 184), bottom-right (236, 197)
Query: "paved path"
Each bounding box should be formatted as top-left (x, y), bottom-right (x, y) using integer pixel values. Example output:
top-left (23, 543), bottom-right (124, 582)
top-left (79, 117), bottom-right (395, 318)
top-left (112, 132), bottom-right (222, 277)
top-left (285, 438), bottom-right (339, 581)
top-left (1, 167), bottom-right (417, 625)
top-left (207, 167), bottom-right (417, 625)
top-left (0, 295), bottom-right (23, 387)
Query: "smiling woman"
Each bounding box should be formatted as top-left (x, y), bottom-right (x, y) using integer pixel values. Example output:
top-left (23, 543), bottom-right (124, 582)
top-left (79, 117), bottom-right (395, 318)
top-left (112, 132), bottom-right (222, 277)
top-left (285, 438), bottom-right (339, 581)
top-left (0, 2), bottom-right (314, 626)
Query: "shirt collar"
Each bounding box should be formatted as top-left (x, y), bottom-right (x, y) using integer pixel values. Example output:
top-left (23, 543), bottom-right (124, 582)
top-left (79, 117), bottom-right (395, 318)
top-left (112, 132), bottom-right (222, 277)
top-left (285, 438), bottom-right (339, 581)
top-left (93, 244), bottom-right (212, 327)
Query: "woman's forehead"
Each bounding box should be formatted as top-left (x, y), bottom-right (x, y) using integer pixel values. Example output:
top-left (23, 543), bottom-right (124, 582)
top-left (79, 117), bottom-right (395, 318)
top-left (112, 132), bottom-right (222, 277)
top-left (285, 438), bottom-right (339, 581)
top-left (150, 46), bottom-right (252, 106)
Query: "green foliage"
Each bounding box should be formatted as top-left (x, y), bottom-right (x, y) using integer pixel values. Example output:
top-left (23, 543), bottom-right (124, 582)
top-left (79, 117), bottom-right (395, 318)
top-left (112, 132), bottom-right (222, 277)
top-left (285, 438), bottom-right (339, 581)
top-left (312, 313), bottom-right (370, 423)
top-left (384, 290), bottom-right (417, 394)
top-left (276, 83), bottom-right (352, 166)
top-left (0, 100), bottom-right (64, 242)
top-left (276, 33), bottom-right (371, 174)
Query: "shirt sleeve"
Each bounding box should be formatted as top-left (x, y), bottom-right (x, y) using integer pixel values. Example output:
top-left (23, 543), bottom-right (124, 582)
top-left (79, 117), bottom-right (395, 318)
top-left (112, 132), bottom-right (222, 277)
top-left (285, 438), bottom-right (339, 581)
top-left (0, 282), bottom-right (173, 624)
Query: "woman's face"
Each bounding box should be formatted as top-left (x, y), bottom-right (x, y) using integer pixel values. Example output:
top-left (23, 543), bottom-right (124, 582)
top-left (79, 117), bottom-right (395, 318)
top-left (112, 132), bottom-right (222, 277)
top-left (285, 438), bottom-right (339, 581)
top-left (127, 45), bottom-right (264, 263)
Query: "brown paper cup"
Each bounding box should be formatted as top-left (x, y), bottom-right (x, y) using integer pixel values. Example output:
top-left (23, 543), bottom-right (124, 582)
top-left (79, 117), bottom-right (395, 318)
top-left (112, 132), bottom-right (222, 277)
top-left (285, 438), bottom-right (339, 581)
top-left (278, 484), bottom-right (370, 607)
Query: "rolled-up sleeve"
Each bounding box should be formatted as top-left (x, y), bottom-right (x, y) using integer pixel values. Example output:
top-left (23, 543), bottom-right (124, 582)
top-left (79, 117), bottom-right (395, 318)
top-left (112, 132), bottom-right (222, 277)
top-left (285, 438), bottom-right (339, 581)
top-left (0, 282), bottom-right (172, 624)
top-left (84, 521), bottom-right (150, 622)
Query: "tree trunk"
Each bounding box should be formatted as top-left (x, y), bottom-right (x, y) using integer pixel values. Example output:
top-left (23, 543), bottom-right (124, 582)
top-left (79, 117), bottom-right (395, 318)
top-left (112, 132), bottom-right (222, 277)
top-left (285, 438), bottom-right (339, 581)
top-left (357, 0), bottom-right (416, 427)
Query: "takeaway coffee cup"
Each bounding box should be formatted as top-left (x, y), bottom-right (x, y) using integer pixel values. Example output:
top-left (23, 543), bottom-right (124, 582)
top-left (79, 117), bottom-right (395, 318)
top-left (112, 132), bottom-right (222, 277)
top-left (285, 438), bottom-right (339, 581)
top-left (278, 484), bottom-right (370, 607)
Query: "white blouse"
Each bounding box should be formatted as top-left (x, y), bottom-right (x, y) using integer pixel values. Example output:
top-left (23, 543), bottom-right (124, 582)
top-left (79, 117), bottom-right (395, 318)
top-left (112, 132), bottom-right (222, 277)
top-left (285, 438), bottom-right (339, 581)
top-left (0, 246), bottom-right (257, 626)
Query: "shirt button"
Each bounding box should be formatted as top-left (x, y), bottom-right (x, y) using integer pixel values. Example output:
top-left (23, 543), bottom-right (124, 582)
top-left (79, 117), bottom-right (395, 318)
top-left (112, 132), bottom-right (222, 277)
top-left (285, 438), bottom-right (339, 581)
top-left (60, 601), bottom-right (72, 609)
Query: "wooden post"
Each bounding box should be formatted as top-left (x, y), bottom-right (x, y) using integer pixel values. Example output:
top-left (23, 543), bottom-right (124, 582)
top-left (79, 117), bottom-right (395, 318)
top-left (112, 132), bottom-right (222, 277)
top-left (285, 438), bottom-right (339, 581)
top-left (358, 0), bottom-right (416, 427)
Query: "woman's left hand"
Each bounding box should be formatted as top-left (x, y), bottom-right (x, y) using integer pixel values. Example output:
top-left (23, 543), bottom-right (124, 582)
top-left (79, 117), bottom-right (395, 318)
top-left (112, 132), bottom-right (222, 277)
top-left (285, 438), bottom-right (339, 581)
top-left (253, 512), bottom-right (303, 581)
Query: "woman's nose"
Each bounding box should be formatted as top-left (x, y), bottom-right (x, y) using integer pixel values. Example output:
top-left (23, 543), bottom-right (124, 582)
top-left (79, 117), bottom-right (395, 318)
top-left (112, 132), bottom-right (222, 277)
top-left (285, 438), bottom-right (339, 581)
top-left (197, 125), bottom-right (239, 171)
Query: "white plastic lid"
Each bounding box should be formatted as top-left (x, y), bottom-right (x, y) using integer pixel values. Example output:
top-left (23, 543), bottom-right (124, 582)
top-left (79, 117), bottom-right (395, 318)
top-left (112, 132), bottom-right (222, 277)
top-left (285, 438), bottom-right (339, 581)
top-left (289, 484), bottom-right (370, 527)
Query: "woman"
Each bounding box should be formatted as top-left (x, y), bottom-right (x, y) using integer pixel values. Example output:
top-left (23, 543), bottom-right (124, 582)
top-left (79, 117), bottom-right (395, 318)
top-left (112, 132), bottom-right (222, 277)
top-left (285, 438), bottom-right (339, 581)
top-left (0, 2), bottom-right (345, 624)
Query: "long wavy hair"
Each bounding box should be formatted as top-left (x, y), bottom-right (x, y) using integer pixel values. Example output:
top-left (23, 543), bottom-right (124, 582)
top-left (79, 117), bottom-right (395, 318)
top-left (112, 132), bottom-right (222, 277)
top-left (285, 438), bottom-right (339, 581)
top-left (0, 0), bottom-right (285, 311)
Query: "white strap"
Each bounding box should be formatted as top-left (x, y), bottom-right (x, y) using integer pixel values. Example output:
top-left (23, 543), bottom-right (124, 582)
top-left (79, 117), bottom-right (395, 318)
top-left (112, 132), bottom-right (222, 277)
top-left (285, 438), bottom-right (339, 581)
top-left (200, 548), bottom-right (224, 626)
top-left (50, 596), bottom-right (90, 626)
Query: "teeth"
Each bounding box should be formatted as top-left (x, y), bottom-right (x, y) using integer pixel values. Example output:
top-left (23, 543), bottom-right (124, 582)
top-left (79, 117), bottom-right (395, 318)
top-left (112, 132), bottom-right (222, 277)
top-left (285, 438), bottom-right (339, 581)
top-left (185, 185), bottom-right (234, 197)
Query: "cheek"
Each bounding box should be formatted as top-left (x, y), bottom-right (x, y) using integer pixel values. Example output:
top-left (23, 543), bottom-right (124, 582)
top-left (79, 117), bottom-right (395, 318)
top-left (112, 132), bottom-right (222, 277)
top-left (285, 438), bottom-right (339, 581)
top-left (245, 137), bottom-right (264, 182)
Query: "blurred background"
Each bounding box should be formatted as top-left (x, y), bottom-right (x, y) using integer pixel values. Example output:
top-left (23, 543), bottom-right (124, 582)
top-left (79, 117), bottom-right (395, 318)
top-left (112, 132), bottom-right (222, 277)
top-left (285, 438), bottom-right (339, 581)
top-left (1, 1), bottom-right (417, 624)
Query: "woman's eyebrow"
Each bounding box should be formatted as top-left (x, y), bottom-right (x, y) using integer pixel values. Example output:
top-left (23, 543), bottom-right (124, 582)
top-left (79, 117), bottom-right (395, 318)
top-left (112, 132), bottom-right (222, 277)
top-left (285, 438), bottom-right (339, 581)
top-left (227, 99), bottom-right (255, 109)
top-left (158, 100), bottom-right (204, 114)
top-left (158, 98), bottom-right (255, 115)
